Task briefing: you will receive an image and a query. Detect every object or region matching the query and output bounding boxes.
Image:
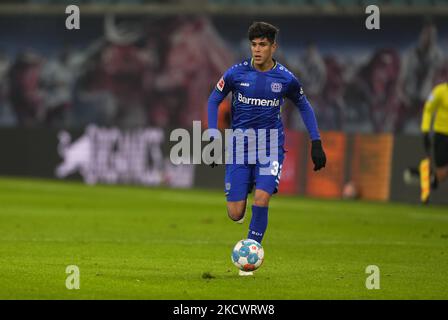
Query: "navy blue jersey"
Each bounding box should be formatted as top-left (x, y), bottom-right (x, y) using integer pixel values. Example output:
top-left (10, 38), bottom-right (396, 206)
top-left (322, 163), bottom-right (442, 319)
top-left (208, 58), bottom-right (320, 149)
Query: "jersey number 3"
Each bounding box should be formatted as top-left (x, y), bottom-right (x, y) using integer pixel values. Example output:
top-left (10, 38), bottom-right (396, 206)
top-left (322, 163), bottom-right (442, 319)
top-left (271, 161), bottom-right (282, 178)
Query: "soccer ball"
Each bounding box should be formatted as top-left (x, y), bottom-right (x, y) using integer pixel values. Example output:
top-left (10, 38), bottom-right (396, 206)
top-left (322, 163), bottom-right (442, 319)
top-left (231, 239), bottom-right (264, 272)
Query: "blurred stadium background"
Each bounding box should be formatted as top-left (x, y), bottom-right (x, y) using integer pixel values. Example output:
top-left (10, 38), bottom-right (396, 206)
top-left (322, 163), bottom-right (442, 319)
top-left (0, 0), bottom-right (447, 204)
top-left (1, 0), bottom-right (448, 301)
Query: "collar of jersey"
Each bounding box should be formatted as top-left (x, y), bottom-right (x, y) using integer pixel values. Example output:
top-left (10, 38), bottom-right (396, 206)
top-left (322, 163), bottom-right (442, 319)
top-left (250, 58), bottom-right (277, 72)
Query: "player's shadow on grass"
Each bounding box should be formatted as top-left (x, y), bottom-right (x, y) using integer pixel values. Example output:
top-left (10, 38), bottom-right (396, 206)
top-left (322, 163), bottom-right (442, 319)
top-left (202, 271), bottom-right (261, 280)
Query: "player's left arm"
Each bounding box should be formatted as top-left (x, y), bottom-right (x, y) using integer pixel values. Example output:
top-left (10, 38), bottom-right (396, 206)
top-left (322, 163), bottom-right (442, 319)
top-left (286, 76), bottom-right (326, 171)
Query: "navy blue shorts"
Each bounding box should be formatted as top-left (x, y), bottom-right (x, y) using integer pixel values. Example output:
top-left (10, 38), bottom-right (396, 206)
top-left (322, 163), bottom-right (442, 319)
top-left (224, 148), bottom-right (285, 202)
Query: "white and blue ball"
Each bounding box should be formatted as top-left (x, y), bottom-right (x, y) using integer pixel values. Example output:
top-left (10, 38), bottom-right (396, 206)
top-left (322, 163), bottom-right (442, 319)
top-left (231, 239), bottom-right (264, 272)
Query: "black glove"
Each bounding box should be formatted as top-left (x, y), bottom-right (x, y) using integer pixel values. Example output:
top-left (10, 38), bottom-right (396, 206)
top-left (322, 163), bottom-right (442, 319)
top-left (311, 139), bottom-right (326, 171)
top-left (423, 133), bottom-right (431, 157)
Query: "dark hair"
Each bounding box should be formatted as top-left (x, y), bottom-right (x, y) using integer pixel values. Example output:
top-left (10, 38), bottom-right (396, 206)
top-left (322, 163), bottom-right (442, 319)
top-left (248, 22), bottom-right (279, 44)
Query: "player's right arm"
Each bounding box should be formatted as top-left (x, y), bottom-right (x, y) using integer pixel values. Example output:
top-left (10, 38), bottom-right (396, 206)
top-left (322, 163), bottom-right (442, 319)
top-left (207, 69), bottom-right (233, 139)
top-left (207, 69), bottom-right (233, 168)
top-left (421, 85), bottom-right (442, 155)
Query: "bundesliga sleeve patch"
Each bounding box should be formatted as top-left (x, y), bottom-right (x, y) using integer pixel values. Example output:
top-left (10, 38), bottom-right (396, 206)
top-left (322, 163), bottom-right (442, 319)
top-left (216, 77), bottom-right (225, 92)
top-left (299, 87), bottom-right (304, 95)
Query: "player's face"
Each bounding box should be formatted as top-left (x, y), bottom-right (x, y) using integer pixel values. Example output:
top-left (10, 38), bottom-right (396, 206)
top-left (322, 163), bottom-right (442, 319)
top-left (250, 38), bottom-right (277, 66)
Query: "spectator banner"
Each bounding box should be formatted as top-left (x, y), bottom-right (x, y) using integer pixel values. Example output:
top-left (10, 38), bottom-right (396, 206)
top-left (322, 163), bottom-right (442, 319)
top-left (0, 126), bottom-right (195, 189)
top-left (351, 134), bottom-right (394, 201)
top-left (305, 132), bottom-right (346, 199)
top-left (278, 130), bottom-right (303, 195)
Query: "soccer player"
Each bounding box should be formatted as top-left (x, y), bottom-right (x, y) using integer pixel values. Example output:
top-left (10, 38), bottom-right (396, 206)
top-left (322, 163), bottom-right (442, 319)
top-left (420, 82), bottom-right (448, 203)
top-left (207, 22), bottom-right (326, 275)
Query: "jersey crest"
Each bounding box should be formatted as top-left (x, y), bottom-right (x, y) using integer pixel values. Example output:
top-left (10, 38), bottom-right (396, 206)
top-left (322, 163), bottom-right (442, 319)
top-left (271, 82), bottom-right (282, 93)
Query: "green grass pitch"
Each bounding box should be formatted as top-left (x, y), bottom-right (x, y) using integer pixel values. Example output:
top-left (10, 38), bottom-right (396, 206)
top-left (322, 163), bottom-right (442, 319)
top-left (0, 177), bottom-right (447, 299)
